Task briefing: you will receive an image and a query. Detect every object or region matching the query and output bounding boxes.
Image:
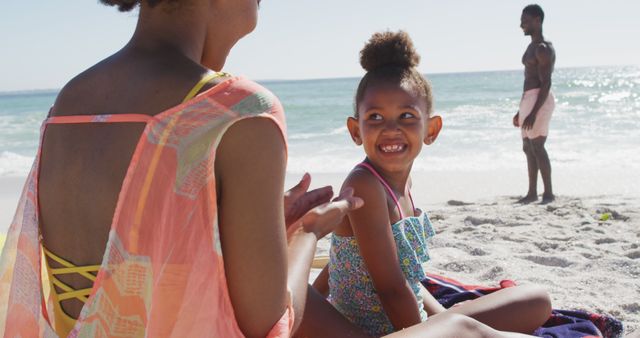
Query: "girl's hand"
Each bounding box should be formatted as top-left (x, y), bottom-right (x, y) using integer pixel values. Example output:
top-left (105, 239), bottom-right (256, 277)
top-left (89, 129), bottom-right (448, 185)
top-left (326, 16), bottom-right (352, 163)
top-left (284, 173), bottom-right (333, 228)
top-left (512, 111), bottom-right (520, 127)
top-left (421, 284), bottom-right (446, 316)
top-left (288, 187), bottom-right (363, 240)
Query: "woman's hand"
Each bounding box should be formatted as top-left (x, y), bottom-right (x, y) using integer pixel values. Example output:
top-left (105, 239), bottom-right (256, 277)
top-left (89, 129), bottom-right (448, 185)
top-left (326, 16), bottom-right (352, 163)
top-left (512, 111), bottom-right (520, 127)
top-left (288, 187), bottom-right (363, 240)
top-left (284, 173), bottom-right (333, 228)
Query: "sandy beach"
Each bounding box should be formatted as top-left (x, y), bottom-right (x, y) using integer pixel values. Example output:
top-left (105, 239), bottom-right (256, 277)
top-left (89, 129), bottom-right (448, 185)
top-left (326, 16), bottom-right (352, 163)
top-left (1, 170), bottom-right (638, 334)
top-left (0, 177), bottom-right (25, 234)
top-left (296, 171), bottom-right (640, 335)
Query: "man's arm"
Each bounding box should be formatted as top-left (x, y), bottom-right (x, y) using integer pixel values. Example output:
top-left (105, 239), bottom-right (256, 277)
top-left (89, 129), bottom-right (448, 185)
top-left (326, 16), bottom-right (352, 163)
top-left (522, 44), bottom-right (554, 129)
top-left (420, 284), bottom-right (446, 316)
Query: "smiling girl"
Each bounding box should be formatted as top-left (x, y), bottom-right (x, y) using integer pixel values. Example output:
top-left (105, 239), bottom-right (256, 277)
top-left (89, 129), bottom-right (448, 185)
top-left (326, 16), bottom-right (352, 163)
top-left (320, 30), bottom-right (552, 336)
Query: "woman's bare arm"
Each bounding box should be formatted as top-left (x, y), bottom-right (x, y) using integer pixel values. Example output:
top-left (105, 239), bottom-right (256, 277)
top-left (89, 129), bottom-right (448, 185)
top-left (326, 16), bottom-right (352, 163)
top-left (217, 117), bottom-right (362, 336)
top-left (217, 117), bottom-right (290, 337)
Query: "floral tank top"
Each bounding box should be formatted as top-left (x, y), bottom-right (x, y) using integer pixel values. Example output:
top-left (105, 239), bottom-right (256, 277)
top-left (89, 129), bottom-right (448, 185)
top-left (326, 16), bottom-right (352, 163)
top-left (328, 162), bottom-right (435, 336)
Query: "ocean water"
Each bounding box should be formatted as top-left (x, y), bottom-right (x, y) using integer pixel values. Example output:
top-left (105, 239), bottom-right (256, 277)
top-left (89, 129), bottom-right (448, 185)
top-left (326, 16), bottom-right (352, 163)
top-left (1, 66), bottom-right (639, 177)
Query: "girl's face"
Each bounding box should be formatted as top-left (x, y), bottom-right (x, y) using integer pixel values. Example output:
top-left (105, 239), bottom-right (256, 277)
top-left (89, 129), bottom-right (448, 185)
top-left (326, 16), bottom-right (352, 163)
top-left (348, 82), bottom-right (435, 173)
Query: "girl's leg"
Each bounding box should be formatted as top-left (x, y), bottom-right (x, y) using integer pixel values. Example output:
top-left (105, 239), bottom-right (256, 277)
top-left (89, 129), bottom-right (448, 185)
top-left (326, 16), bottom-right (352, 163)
top-left (443, 284), bottom-right (552, 334)
top-left (295, 285), bottom-right (539, 338)
top-left (385, 313), bottom-right (533, 338)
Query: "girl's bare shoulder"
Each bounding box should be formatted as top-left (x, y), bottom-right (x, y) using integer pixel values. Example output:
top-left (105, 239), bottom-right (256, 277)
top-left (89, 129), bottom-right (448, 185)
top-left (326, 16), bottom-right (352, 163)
top-left (341, 167), bottom-right (387, 207)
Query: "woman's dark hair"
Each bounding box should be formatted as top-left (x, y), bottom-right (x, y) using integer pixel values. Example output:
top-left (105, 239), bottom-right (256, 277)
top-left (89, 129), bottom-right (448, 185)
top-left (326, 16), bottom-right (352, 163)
top-left (354, 30), bottom-right (433, 117)
top-left (99, 0), bottom-right (167, 12)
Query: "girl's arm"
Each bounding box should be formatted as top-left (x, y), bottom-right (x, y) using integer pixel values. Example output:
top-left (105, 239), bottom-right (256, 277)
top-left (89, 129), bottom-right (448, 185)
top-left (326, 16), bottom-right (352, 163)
top-left (346, 171), bottom-right (423, 330)
top-left (420, 284), bottom-right (446, 316)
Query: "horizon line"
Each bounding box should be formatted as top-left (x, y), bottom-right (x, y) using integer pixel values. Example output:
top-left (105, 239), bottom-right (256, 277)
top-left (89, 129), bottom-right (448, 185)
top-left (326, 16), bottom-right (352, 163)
top-left (1, 64), bottom-right (636, 95)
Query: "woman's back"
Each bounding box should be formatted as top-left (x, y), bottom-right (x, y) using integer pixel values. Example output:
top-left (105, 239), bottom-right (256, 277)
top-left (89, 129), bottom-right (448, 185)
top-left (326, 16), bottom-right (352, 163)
top-left (0, 48), bottom-right (293, 335)
top-left (39, 51), bottom-right (219, 319)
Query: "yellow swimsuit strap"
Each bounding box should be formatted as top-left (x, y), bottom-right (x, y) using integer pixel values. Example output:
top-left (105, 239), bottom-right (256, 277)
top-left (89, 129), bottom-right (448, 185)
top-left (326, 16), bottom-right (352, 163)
top-left (182, 71), bottom-right (231, 103)
top-left (42, 247), bottom-right (101, 303)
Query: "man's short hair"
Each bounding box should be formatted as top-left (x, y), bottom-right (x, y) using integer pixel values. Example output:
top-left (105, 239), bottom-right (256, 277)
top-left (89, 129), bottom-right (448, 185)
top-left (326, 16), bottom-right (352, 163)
top-left (522, 4), bottom-right (544, 23)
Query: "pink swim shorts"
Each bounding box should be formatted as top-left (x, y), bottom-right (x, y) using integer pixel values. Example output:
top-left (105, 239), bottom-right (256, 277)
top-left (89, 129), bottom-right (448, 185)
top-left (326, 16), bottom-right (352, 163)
top-left (519, 88), bottom-right (555, 139)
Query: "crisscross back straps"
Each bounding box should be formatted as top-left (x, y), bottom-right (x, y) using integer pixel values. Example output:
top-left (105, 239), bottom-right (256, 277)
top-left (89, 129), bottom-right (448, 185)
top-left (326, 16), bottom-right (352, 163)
top-left (42, 247), bottom-right (100, 303)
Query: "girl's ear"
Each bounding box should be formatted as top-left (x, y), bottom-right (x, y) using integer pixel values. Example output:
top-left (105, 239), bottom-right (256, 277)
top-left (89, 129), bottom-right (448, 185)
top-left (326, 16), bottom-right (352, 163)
top-left (347, 117), bottom-right (363, 145)
top-left (424, 115), bottom-right (442, 145)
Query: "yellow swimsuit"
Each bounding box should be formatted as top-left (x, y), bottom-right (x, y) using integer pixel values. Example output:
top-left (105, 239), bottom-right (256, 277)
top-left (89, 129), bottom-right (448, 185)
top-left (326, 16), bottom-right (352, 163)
top-left (42, 71), bottom-right (227, 337)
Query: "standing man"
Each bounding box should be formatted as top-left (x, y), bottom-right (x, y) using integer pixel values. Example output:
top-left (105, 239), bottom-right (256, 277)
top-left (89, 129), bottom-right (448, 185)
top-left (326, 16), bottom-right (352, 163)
top-left (513, 4), bottom-right (556, 204)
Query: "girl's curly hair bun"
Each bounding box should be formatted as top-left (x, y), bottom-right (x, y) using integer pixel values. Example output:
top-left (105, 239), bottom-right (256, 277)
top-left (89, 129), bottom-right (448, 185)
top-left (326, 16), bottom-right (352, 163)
top-left (359, 30), bottom-right (420, 72)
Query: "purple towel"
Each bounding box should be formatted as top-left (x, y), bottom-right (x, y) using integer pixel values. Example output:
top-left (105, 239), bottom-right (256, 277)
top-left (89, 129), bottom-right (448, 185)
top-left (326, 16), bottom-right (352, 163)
top-left (422, 274), bottom-right (624, 338)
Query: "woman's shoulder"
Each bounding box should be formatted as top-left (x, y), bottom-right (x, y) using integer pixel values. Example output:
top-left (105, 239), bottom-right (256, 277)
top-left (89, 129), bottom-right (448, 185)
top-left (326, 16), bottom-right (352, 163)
top-left (212, 75), bottom-right (280, 107)
top-left (204, 76), bottom-right (283, 114)
top-left (50, 65), bottom-right (105, 117)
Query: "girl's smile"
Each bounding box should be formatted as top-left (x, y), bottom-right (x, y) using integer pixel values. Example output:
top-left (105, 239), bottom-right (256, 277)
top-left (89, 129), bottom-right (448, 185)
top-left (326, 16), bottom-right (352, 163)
top-left (379, 143), bottom-right (407, 154)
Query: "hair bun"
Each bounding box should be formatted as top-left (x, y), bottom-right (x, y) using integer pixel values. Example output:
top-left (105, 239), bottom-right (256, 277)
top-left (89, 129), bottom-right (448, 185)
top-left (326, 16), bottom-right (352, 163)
top-left (359, 30), bottom-right (420, 72)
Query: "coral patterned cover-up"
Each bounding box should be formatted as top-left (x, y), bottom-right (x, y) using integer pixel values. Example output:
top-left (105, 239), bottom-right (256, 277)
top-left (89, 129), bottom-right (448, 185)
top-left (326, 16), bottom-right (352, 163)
top-left (0, 76), bottom-right (292, 337)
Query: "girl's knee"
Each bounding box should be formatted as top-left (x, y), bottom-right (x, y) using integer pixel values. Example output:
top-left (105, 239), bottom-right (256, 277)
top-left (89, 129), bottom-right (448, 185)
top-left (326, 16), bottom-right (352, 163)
top-left (516, 285), bottom-right (552, 317)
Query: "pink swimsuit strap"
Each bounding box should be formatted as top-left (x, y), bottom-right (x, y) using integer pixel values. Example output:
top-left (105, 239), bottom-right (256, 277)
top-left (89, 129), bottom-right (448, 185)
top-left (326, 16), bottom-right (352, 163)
top-left (43, 72), bottom-right (229, 126)
top-left (356, 162), bottom-right (415, 219)
top-left (45, 113), bottom-right (154, 125)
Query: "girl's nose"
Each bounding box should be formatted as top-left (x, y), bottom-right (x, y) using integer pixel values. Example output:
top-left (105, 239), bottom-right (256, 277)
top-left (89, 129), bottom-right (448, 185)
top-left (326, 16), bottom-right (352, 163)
top-left (383, 120), bottom-right (400, 133)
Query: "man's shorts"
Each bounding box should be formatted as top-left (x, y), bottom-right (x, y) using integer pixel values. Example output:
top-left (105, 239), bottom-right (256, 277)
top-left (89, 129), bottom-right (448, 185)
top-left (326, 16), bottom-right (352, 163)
top-left (519, 88), bottom-right (555, 139)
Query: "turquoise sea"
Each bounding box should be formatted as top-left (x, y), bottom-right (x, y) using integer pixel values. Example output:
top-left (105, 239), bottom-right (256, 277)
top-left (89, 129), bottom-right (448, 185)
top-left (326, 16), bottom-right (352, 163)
top-left (1, 65), bottom-right (639, 177)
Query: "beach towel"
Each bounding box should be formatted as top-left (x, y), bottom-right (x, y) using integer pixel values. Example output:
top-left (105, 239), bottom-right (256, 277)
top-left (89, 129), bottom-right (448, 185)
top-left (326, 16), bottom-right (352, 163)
top-left (422, 273), bottom-right (624, 338)
top-left (0, 76), bottom-right (293, 337)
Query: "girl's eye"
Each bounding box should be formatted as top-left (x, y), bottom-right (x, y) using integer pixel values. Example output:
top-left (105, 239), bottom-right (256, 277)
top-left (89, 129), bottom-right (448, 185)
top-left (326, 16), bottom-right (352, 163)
top-left (368, 113), bottom-right (382, 120)
top-left (400, 112), bottom-right (416, 119)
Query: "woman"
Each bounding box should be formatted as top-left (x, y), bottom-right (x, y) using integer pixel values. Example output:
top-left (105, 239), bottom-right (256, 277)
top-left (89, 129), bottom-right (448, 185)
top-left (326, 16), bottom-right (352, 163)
top-left (0, 1), bottom-right (541, 337)
top-left (0, 0), bottom-right (361, 336)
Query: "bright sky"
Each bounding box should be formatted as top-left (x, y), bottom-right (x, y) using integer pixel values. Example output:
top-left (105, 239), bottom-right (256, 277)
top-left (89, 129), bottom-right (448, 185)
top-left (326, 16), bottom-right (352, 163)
top-left (1, 0), bottom-right (639, 92)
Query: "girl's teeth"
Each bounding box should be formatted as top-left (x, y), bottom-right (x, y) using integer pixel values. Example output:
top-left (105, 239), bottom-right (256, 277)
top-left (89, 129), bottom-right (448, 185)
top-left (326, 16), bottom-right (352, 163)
top-left (381, 145), bottom-right (404, 152)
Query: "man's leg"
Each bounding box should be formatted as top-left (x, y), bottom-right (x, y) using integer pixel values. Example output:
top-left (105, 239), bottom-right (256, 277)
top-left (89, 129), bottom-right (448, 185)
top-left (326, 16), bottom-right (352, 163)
top-left (518, 138), bottom-right (539, 203)
top-left (531, 136), bottom-right (554, 203)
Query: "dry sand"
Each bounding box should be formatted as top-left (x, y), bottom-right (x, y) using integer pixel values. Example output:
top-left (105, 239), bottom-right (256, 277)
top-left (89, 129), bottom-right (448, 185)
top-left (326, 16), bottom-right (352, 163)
top-left (2, 171), bottom-right (638, 335)
top-left (301, 173), bottom-right (640, 335)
